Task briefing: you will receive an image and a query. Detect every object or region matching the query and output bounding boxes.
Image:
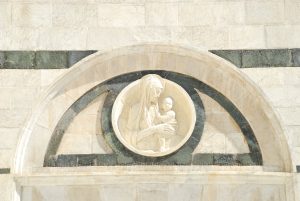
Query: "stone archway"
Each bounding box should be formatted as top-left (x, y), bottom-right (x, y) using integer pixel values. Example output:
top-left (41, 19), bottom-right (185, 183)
top-left (12, 44), bottom-right (293, 201)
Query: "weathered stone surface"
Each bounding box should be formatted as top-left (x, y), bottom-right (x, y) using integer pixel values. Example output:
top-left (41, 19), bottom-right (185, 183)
top-left (266, 25), bottom-right (300, 48)
top-left (0, 50), bottom-right (299, 69)
top-left (36, 51), bottom-right (68, 69)
top-left (227, 26), bottom-right (266, 49)
top-left (0, 52), bottom-right (4, 68)
top-left (192, 154), bottom-right (213, 165)
top-left (210, 50), bottom-right (242, 67)
top-left (4, 51), bottom-right (35, 69)
top-left (53, 4), bottom-right (97, 28)
top-left (98, 4), bottom-right (145, 27)
top-left (56, 155), bottom-right (77, 167)
top-left (213, 154), bottom-right (238, 166)
top-left (0, 168), bottom-right (10, 174)
top-left (138, 184), bottom-right (169, 201)
top-left (0, 3), bottom-right (11, 28)
top-left (292, 49), bottom-right (300, 67)
top-left (245, 1), bottom-right (284, 25)
top-left (242, 49), bottom-right (292, 68)
top-left (96, 154), bottom-right (117, 166)
top-left (117, 154), bottom-right (135, 165)
top-left (236, 154), bottom-right (255, 165)
top-left (77, 154), bottom-right (97, 166)
top-left (12, 3), bottom-right (51, 27)
top-left (146, 3), bottom-right (178, 26)
top-left (68, 51), bottom-right (96, 67)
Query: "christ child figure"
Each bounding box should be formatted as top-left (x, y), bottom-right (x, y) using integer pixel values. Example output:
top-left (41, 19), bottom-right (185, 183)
top-left (155, 97), bottom-right (177, 151)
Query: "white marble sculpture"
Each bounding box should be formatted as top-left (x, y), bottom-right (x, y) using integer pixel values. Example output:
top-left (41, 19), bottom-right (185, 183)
top-left (112, 74), bottom-right (196, 157)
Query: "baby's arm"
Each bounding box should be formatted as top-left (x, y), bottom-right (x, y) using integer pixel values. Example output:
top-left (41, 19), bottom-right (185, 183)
top-left (156, 111), bottom-right (175, 123)
top-left (166, 111), bottom-right (175, 118)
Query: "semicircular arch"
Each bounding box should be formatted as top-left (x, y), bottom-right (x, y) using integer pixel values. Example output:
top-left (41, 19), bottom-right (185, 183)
top-left (13, 44), bottom-right (292, 173)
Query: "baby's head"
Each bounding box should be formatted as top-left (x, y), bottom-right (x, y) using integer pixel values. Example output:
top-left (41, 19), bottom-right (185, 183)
top-left (162, 97), bottom-right (173, 112)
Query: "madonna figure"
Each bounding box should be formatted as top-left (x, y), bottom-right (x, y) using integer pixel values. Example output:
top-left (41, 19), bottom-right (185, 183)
top-left (126, 74), bottom-right (177, 152)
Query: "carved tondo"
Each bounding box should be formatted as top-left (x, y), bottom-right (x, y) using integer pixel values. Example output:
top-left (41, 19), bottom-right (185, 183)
top-left (111, 74), bottom-right (196, 157)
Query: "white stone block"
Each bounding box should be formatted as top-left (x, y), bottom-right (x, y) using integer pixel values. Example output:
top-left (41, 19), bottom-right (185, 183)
top-left (0, 70), bottom-right (41, 87)
top-left (245, 1), bottom-right (284, 24)
top-left (179, 2), bottom-right (244, 26)
top-left (9, 27), bottom-right (39, 50)
top-left (0, 3), bottom-right (11, 28)
top-left (266, 25), bottom-right (300, 48)
top-left (86, 4), bottom-right (98, 27)
top-left (53, 4), bottom-right (97, 27)
top-left (276, 107), bottom-right (300, 126)
top-left (92, 134), bottom-right (110, 154)
top-left (67, 114), bottom-right (97, 135)
top-left (284, 126), bottom-right (300, 147)
top-left (0, 109), bottom-right (30, 128)
top-left (225, 132), bottom-right (249, 153)
top-left (173, 26), bottom-right (229, 49)
top-left (213, 2), bottom-right (245, 25)
top-left (227, 25), bottom-right (266, 49)
top-left (98, 4), bottom-right (145, 27)
top-left (57, 133), bottom-right (92, 154)
top-left (0, 149), bottom-right (13, 168)
top-left (0, 88), bottom-right (11, 109)
top-left (291, 147), bottom-right (300, 165)
top-left (258, 86), bottom-right (300, 107)
top-left (285, 0), bottom-right (300, 24)
top-left (101, 184), bottom-right (136, 201)
top-left (295, 175), bottom-right (300, 201)
top-left (53, 0), bottom-right (96, 2)
top-left (196, 131), bottom-right (226, 153)
top-left (12, 3), bottom-right (52, 27)
top-left (38, 27), bottom-right (87, 50)
top-left (11, 87), bottom-right (39, 109)
top-left (242, 68), bottom-right (285, 88)
top-left (178, 3), bottom-right (215, 26)
top-left (40, 69), bottom-right (66, 87)
top-left (133, 27), bottom-right (172, 43)
top-left (263, 87), bottom-right (288, 107)
top-left (0, 28), bottom-right (10, 50)
top-left (146, 3), bottom-right (178, 26)
top-left (66, 186), bottom-right (100, 201)
top-left (283, 68), bottom-right (300, 86)
top-left (169, 184), bottom-right (202, 201)
top-left (0, 175), bottom-right (12, 201)
top-left (137, 184), bottom-right (168, 201)
top-left (87, 28), bottom-right (136, 50)
top-left (0, 128), bottom-right (19, 149)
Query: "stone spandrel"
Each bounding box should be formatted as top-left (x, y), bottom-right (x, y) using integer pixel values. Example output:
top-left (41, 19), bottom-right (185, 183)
top-left (111, 74), bottom-right (196, 157)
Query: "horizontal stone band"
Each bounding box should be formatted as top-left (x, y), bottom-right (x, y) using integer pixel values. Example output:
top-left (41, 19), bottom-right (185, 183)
top-left (0, 49), bottom-right (299, 69)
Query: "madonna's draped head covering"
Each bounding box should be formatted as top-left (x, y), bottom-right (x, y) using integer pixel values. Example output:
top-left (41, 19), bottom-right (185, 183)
top-left (127, 74), bottom-right (165, 145)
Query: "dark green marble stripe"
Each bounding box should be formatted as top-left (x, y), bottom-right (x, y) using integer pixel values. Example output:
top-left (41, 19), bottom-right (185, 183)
top-left (0, 49), bottom-right (299, 69)
top-left (0, 51), bottom-right (97, 69)
top-left (0, 168), bottom-right (10, 174)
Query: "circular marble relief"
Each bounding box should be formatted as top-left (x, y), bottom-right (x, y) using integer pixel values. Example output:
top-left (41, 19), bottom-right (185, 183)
top-left (111, 74), bottom-right (196, 157)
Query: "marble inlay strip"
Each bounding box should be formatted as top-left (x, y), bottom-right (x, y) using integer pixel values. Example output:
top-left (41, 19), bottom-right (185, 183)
top-left (0, 49), bottom-right (299, 69)
top-left (0, 168), bottom-right (10, 174)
